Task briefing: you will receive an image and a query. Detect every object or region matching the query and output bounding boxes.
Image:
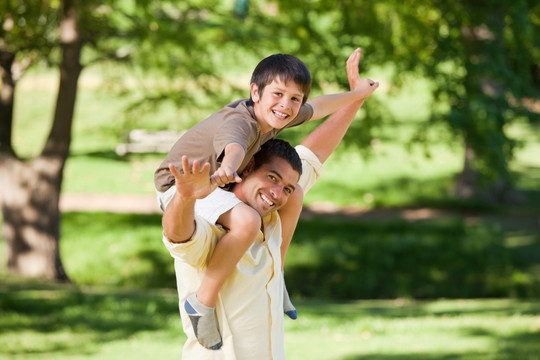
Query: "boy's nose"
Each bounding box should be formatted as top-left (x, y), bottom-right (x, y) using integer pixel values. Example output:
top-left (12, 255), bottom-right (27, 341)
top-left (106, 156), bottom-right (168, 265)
top-left (280, 99), bottom-right (291, 109)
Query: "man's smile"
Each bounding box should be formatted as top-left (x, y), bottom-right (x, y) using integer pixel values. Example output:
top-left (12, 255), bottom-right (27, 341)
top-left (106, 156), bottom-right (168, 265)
top-left (260, 192), bottom-right (275, 207)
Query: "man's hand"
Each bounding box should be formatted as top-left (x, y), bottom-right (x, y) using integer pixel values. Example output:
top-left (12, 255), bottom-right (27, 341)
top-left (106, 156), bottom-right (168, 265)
top-left (170, 156), bottom-right (217, 200)
top-left (346, 47), bottom-right (379, 97)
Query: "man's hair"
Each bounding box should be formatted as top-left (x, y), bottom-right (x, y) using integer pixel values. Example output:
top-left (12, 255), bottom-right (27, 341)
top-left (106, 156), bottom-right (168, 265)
top-left (249, 54), bottom-right (311, 105)
top-left (253, 139), bottom-right (303, 177)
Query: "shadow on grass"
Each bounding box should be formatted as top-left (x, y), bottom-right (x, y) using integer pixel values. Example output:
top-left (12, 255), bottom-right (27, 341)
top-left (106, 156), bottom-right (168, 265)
top-left (0, 278), bottom-right (180, 357)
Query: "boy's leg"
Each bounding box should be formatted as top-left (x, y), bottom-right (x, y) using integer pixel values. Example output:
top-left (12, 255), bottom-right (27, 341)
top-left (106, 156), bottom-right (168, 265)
top-left (277, 185), bottom-right (304, 320)
top-left (185, 202), bottom-right (261, 350)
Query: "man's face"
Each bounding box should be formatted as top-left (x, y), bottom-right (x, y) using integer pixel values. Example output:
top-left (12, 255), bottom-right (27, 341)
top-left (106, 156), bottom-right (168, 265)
top-left (251, 77), bottom-right (304, 134)
top-left (233, 157), bottom-right (300, 218)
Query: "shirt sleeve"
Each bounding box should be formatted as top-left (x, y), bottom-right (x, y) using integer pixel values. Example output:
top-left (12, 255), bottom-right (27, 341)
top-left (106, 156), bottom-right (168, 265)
top-left (162, 215), bottom-right (220, 268)
top-left (213, 114), bottom-right (258, 162)
top-left (295, 144), bottom-right (324, 194)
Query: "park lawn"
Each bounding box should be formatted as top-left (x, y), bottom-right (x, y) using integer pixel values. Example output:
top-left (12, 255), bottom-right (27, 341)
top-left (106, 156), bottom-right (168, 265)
top-left (1, 278), bottom-right (539, 360)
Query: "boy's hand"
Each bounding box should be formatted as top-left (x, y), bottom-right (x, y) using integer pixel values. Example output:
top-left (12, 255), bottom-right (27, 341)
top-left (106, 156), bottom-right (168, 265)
top-left (169, 156), bottom-right (217, 200)
top-left (210, 165), bottom-right (242, 187)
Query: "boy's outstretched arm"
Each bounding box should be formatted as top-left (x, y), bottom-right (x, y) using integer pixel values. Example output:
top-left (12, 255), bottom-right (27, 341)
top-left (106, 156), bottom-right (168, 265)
top-left (211, 143), bottom-right (245, 187)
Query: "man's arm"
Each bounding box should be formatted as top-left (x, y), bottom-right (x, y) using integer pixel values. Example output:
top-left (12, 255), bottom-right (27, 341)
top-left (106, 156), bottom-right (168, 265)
top-left (302, 47), bottom-right (377, 163)
top-left (301, 101), bottom-right (363, 164)
top-left (307, 48), bottom-right (378, 121)
top-left (162, 156), bottom-right (217, 243)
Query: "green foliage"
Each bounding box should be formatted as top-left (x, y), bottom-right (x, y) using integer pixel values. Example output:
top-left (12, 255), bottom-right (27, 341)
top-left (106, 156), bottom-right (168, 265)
top-left (286, 215), bottom-right (540, 299)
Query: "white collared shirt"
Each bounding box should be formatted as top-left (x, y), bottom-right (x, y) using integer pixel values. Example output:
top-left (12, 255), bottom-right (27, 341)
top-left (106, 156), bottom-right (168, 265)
top-left (162, 145), bottom-right (324, 359)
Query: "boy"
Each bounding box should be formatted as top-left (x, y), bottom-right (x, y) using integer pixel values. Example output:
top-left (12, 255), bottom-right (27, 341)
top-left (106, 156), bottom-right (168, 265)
top-left (155, 48), bottom-right (377, 350)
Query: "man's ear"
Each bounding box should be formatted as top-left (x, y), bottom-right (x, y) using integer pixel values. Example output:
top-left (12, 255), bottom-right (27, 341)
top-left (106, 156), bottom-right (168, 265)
top-left (241, 157), bottom-right (256, 176)
top-left (250, 83), bottom-right (260, 103)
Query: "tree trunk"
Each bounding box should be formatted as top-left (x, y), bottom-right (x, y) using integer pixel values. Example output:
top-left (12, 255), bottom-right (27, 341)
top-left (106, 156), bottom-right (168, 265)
top-left (454, 139), bottom-right (524, 204)
top-left (0, 50), bottom-right (15, 155)
top-left (454, 139), bottom-right (477, 199)
top-left (0, 0), bottom-right (82, 281)
top-left (1, 156), bottom-right (68, 280)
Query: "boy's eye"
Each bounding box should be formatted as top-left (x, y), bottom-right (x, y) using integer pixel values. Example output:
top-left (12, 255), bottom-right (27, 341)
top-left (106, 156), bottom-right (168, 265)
top-left (269, 175), bottom-right (276, 181)
top-left (274, 92), bottom-right (282, 97)
top-left (292, 97), bottom-right (301, 102)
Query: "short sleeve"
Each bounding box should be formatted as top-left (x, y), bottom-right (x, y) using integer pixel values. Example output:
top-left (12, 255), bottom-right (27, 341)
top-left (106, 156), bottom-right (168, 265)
top-left (162, 215), bottom-right (222, 268)
top-left (213, 115), bottom-right (258, 161)
top-left (295, 145), bottom-right (324, 194)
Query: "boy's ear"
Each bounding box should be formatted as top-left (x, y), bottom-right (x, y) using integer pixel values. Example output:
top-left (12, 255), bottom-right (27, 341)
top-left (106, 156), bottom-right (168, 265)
top-left (250, 83), bottom-right (260, 103)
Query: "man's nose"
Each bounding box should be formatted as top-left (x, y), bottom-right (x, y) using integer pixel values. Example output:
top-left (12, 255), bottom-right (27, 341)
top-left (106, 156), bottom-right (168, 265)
top-left (270, 184), bottom-right (284, 199)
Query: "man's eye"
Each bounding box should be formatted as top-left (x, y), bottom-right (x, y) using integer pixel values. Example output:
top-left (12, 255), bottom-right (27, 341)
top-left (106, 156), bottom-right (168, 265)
top-left (285, 187), bottom-right (293, 194)
top-left (269, 175), bottom-right (276, 181)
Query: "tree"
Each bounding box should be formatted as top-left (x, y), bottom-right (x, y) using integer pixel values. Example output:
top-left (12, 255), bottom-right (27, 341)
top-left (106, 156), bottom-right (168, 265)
top-left (0, 0), bottom-right (275, 280)
top-left (256, 0), bottom-right (539, 202)
top-left (1, 0), bottom-right (83, 280)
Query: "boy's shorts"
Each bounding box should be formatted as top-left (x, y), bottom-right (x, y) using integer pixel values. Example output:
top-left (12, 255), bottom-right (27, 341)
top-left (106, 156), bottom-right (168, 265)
top-left (156, 186), bottom-right (243, 225)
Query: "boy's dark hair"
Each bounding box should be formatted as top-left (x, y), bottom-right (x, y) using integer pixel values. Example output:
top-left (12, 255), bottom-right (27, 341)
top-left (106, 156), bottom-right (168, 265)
top-left (249, 54), bottom-right (311, 105)
top-left (253, 139), bottom-right (303, 177)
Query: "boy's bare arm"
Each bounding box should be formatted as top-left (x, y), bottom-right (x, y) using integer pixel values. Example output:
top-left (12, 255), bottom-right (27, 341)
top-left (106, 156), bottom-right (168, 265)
top-left (211, 143), bottom-right (245, 187)
top-left (163, 157), bottom-right (217, 243)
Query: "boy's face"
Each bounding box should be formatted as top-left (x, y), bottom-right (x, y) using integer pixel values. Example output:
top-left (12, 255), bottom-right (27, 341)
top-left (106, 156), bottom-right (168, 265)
top-left (251, 77), bottom-right (304, 134)
top-left (233, 156), bottom-right (299, 218)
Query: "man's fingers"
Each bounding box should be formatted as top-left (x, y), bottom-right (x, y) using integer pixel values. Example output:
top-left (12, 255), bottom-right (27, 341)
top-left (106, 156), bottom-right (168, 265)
top-left (169, 163), bottom-right (182, 178)
top-left (200, 162), bottom-right (211, 175)
top-left (181, 156), bottom-right (190, 175)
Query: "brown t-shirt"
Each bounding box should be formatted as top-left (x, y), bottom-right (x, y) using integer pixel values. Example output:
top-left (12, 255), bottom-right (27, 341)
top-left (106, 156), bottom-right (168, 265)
top-left (154, 99), bottom-right (314, 192)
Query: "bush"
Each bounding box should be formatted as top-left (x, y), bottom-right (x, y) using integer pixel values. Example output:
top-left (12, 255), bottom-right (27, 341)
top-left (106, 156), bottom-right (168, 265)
top-left (286, 215), bottom-right (539, 299)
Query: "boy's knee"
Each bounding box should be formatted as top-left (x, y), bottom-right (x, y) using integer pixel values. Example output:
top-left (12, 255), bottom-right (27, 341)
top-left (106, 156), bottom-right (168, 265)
top-left (232, 204), bottom-right (261, 238)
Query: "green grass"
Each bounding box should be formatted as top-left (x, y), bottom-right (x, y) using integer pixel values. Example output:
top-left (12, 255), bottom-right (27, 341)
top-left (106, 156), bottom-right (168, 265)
top-left (1, 278), bottom-right (539, 360)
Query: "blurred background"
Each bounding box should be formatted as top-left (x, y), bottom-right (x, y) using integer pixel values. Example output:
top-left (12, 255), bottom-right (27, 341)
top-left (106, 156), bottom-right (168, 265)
top-left (1, 1), bottom-right (539, 359)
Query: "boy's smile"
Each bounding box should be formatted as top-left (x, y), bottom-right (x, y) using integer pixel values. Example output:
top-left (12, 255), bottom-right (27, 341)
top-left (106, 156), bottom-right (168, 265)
top-left (251, 78), bottom-right (304, 134)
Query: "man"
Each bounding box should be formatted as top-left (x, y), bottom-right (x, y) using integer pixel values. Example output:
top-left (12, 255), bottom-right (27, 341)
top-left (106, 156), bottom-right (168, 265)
top-left (160, 52), bottom-right (378, 359)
